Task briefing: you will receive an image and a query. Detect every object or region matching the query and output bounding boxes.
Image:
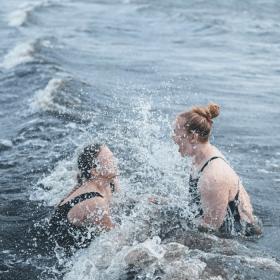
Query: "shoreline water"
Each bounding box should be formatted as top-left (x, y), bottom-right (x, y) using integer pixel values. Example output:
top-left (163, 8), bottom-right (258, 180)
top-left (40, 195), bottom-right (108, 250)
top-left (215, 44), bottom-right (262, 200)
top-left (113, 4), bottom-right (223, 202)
top-left (1, 0), bottom-right (280, 279)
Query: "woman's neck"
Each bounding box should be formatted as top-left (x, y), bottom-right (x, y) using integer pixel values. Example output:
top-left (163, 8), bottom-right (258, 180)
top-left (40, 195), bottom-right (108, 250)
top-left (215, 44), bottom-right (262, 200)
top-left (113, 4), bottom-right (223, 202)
top-left (192, 142), bottom-right (214, 167)
top-left (82, 177), bottom-right (112, 197)
top-left (91, 177), bottom-right (112, 190)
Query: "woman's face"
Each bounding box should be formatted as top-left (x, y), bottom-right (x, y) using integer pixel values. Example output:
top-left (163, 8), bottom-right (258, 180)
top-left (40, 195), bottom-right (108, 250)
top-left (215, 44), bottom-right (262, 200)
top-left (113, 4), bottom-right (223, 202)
top-left (172, 117), bottom-right (194, 157)
top-left (95, 146), bottom-right (119, 179)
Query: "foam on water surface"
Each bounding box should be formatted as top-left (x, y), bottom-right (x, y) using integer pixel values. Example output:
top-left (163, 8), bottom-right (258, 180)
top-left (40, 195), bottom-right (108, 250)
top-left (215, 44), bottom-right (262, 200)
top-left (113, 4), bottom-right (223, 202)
top-left (0, 41), bottom-right (35, 69)
top-left (8, 0), bottom-right (69, 27)
top-left (31, 78), bottom-right (63, 111)
top-left (30, 77), bottom-right (99, 121)
top-left (30, 158), bottom-right (78, 206)
top-left (8, 1), bottom-right (46, 27)
top-left (8, 10), bottom-right (29, 27)
top-left (0, 139), bottom-right (13, 147)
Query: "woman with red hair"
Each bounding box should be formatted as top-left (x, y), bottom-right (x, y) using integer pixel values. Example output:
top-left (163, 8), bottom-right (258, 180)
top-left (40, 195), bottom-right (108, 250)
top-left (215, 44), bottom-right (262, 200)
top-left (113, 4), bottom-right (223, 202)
top-left (172, 103), bottom-right (261, 235)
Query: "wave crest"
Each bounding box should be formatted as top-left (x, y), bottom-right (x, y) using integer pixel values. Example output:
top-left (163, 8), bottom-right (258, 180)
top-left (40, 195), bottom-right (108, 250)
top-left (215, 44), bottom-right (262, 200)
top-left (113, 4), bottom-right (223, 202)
top-left (0, 41), bottom-right (35, 69)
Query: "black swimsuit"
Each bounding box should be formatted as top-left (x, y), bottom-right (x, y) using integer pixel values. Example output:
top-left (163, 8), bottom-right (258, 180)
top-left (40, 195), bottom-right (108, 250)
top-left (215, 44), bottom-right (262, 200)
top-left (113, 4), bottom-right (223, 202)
top-left (48, 192), bottom-right (103, 251)
top-left (189, 156), bottom-right (243, 234)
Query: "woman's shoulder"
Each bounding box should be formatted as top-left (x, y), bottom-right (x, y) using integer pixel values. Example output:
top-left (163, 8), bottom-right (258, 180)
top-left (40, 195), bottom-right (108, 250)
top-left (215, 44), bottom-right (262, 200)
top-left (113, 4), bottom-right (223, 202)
top-left (67, 192), bottom-right (107, 224)
top-left (202, 157), bottom-right (236, 180)
top-left (199, 157), bottom-right (239, 197)
top-left (59, 188), bottom-right (104, 207)
top-left (74, 190), bottom-right (106, 206)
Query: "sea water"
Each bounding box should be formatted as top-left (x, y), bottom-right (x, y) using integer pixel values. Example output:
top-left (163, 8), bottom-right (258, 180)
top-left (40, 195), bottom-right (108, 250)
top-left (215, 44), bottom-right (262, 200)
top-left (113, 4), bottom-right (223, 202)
top-left (1, 0), bottom-right (280, 279)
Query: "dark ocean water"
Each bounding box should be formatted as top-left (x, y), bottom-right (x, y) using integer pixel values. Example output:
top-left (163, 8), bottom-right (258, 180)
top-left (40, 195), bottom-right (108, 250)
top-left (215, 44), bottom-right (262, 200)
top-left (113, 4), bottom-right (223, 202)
top-left (1, 0), bottom-right (280, 279)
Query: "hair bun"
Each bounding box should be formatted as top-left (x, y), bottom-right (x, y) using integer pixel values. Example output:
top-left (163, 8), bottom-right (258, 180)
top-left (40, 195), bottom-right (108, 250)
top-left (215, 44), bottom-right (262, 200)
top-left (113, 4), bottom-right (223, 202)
top-left (208, 103), bottom-right (220, 119)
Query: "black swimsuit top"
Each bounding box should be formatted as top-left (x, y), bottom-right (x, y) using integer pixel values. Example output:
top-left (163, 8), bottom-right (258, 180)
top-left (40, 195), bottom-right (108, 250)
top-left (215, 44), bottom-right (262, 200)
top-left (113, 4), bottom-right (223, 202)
top-left (189, 156), bottom-right (243, 234)
top-left (48, 192), bottom-right (103, 250)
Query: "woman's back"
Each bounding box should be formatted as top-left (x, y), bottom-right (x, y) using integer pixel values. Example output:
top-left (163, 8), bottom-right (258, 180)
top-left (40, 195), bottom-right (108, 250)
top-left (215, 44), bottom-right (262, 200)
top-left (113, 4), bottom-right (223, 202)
top-left (57, 182), bottom-right (110, 226)
top-left (49, 191), bottom-right (104, 252)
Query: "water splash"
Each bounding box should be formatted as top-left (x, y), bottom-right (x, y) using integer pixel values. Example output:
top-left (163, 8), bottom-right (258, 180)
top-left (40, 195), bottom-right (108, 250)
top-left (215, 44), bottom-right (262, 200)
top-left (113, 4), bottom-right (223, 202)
top-left (31, 97), bottom-right (194, 278)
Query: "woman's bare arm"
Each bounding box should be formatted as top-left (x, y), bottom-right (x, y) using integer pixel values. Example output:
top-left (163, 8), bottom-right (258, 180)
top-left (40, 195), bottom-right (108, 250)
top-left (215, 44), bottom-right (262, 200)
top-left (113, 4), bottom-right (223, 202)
top-left (238, 185), bottom-right (255, 224)
top-left (199, 169), bottom-right (230, 229)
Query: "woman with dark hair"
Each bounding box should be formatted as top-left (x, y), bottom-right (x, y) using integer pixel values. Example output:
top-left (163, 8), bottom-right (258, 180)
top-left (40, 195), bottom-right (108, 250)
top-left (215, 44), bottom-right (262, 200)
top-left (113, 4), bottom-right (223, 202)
top-left (48, 144), bottom-right (119, 252)
top-left (171, 103), bottom-right (261, 236)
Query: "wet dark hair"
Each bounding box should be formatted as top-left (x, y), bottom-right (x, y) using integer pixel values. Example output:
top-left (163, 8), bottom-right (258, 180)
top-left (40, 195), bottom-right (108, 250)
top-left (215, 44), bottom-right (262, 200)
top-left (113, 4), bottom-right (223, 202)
top-left (77, 144), bottom-right (102, 181)
top-left (56, 144), bottom-right (103, 207)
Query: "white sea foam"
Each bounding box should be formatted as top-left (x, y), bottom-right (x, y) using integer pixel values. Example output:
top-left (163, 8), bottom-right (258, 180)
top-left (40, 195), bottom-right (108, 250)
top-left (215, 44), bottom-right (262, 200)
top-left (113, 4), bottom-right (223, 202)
top-left (258, 169), bottom-right (270, 174)
top-left (31, 78), bottom-right (63, 111)
top-left (2, 250), bottom-right (11, 254)
top-left (31, 78), bottom-right (96, 121)
top-left (0, 139), bottom-right (13, 148)
top-left (0, 42), bottom-right (35, 69)
top-left (30, 158), bottom-right (77, 206)
top-left (41, 39), bottom-right (65, 49)
top-left (0, 140), bottom-right (13, 147)
top-left (8, 10), bottom-right (29, 27)
top-left (8, 0), bottom-right (68, 27)
top-left (8, 1), bottom-right (44, 27)
top-left (65, 123), bottom-right (77, 129)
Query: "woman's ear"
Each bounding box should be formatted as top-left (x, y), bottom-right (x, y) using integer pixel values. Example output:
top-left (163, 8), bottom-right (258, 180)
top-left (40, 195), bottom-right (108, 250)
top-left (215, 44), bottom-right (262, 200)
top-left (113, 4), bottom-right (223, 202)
top-left (77, 173), bottom-right (82, 184)
top-left (190, 133), bottom-right (199, 143)
top-left (90, 168), bottom-right (98, 178)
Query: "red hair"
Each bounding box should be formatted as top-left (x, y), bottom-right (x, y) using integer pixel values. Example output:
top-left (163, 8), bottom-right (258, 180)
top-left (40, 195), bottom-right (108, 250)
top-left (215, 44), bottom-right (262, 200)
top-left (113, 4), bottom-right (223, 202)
top-left (178, 103), bottom-right (220, 143)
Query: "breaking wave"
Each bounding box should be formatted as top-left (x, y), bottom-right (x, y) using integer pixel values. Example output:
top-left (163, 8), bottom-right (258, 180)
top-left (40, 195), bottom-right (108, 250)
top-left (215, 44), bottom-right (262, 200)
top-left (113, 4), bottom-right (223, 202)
top-left (0, 41), bottom-right (35, 69)
top-left (8, 0), bottom-right (69, 27)
top-left (31, 78), bottom-right (64, 111)
top-left (8, 1), bottom-right (44, 27)
top-left (30, 78), bottom-right (98, 121)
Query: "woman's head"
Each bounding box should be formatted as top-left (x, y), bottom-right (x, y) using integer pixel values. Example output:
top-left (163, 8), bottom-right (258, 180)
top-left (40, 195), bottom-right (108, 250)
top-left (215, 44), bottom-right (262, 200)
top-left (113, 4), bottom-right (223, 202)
top-left (78, 144), bottom-right (102, 181)
top-left (179, 102), bottom-right (220, 142)
top-left (172, 103), bottom-right (220, 156)
top-left (77, 144), bottom-right (118, 181)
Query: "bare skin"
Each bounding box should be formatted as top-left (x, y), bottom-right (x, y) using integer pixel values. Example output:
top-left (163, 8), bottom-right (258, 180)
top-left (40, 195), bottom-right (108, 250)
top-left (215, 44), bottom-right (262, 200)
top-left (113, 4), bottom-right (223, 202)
top-left (172, 117), bottom-right (255, 229)
top-left (57, 146), bottom-right (119, 232)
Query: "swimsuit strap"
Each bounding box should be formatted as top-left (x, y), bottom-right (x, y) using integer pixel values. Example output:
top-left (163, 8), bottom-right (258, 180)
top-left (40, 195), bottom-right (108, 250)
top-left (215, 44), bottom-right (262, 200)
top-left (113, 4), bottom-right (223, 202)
top-left (66, 192), bottom-right (104, 207)
top-left (199, 156), bottom-right (229, 173)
